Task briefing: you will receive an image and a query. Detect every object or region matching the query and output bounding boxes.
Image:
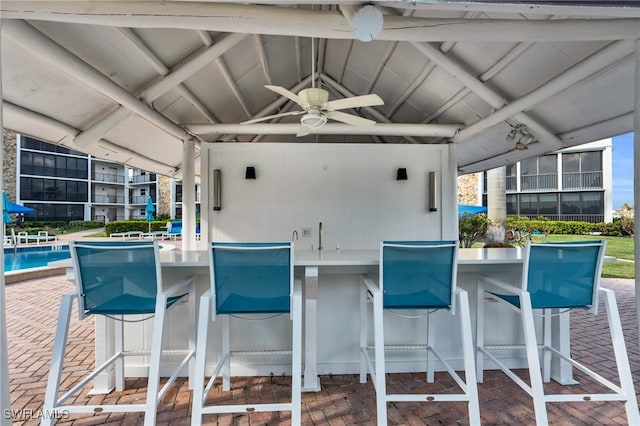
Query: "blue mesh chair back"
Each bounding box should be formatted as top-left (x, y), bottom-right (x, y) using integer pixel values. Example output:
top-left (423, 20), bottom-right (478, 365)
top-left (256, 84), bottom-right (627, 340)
top-left (210, 242), bottom-right (292, 314)
top-left (523, 240), bottom-right (606, 310)
top-left (70, 241), bottom-right (170, 318)
top-left (381, 241), bottom-right (457, 310)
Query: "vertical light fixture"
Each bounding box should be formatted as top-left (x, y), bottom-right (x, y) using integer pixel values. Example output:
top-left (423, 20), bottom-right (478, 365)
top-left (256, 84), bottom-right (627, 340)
top-left (213, 169), bottom-right (222, 211)
top-left (428, 171), bottom-right (438, 212)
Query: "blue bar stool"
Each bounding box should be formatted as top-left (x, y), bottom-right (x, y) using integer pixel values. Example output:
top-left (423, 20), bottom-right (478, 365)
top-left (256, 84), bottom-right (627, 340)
top-left (476, 240), bottom-right (639, 425)
top-left (360, 241), bottom-right (480, 426)
top-left (42, 241), bottom-right (196, 426)
top-left (191, 242), bottom-right (302, 425)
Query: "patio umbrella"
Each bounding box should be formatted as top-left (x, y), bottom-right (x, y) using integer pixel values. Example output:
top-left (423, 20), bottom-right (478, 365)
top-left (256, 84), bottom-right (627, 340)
top-left (2, 192), bottom-right (12, 224)
top-left (2, 193), bottom-right (34, 215)
top-left (145, 197), bottom-right (155, 232)
top-left (458, 204), bottom-right (488, 218)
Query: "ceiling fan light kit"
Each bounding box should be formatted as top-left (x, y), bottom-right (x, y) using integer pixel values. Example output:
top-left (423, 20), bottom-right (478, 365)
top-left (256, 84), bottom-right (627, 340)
top-left (301, 113), bottom-right (328, 129)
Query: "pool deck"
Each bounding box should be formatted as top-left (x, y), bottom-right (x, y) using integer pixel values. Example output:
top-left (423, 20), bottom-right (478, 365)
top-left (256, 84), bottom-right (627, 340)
top-left (4, 269), bottom-right (640, 425)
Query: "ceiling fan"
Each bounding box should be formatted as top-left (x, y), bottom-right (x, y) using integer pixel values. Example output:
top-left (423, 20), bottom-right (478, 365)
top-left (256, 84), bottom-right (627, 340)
top-left (242, 39), bottom-right (384, 137)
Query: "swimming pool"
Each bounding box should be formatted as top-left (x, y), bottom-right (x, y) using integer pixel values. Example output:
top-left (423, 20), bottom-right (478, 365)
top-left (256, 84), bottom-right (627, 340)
top-left (4, 245), bottom-right (71, 272)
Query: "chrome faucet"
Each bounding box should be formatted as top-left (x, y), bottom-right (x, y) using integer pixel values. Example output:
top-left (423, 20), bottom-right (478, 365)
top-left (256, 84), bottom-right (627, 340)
top-left (318, 222), bottom-right (323, 250)
top-left (291, 230), bottom-right (299, 241)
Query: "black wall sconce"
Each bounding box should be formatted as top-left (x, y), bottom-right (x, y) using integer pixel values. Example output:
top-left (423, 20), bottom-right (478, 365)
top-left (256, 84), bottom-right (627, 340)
top-left (396, 168), bottom-right (408, 181)
top-left (213, 169), bottom-right (222, 211)
top-left (245, 166), bottom-right (256, 180)
top-left (428, 171), bottom-right (438, 212)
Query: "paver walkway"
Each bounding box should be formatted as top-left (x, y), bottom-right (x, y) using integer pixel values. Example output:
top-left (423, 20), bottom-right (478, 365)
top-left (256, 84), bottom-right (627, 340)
top-left (4, 275), bottom-right (640, 425)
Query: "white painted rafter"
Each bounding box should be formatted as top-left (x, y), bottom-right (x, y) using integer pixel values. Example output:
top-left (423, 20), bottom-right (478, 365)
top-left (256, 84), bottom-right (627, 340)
top-left (186, 123), bottom-right (461, 138)
top-left (452, 40), bottom-right (635, 144)
top-left (3, 3), bottom-right (640, 42)
top-left (2, 20), bottom-right (192, 144)
top-left (74, 28), bottom-right (223, 148)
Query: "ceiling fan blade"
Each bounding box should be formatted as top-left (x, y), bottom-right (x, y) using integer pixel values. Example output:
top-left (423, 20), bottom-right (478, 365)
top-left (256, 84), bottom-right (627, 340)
top-left (325, 94), bottom-right (384, 111)
top-left (241, 110), bottom-right (304, 124)
top-left (264, 85), bottom-right (308, 108)
top-left (296, 125), bottom-right (312, 137)
top-left (326, 110), bottom-right (376, 127)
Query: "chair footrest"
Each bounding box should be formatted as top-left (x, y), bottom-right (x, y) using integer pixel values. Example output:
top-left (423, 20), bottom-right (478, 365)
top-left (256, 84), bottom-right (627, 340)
top-left (201, 402), bottom-right (293, 415)
top-left (232, 349), bottom-right (292, 357)
top-left (366, 344), bottom-right (428, 351)
top-left (123, 349), bottom-right (191, 357)
top-left (483, 344), bottom-right (542, 350)
top-left (387, 394), bottom-right (472, 403)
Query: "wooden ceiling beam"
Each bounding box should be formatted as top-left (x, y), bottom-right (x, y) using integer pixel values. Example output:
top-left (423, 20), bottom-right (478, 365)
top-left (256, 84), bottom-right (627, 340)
top-left (3, 3), bottom-right (640, 42)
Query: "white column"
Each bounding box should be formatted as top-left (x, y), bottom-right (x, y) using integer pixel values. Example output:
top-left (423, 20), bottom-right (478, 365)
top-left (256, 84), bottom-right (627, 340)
top-left (199, 146), bottom-right (210, 246)
top-left (602, 139), bottom-right (614, 223)
top-left (486, 167), bottom-right (507, 242)
top-left (634, 39), bottom-right (640, 352)
top-left (0, 15), bottom-right (13, 425)
top-left (181, 139), bottom-right (196, 251)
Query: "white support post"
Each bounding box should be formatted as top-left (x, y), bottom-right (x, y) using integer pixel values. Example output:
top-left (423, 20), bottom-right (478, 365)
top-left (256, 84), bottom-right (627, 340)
top-left (0, 15), bottom-right (13, 424)
top-left (634, 39), bottom-right (640, 353)
top-left (303, 266), bottom-right (321, 392)
top-left (182, 139), bottom-right (197, 251)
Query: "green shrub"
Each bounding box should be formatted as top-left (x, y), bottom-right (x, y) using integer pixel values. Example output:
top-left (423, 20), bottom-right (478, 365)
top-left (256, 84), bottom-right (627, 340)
top-left (104, 220), bottom-right (166, 235)
top-left (68, 220), bottom-right (105, 228)
top-left (598, 217), bottom-right (634, 237)
top-left (506, 216), bottom-right (598, 236)
top-left (22, 220), bottom-right (67, 228)
top-left (459, 213), bottom-right (490, 248)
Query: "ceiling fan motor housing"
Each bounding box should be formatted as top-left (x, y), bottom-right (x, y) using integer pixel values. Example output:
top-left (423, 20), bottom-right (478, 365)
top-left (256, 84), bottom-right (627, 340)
top-left (298, 88), bottom-right (329, 107)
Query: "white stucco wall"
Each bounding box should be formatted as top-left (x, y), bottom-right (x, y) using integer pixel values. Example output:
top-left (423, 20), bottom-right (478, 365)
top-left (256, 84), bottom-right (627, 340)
top-left (202, 143), bottom-right (458, 248)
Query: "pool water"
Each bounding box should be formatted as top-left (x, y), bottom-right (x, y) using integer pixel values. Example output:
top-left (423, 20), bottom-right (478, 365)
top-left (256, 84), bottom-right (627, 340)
top-left (4, 245), bottom-right (71, 272)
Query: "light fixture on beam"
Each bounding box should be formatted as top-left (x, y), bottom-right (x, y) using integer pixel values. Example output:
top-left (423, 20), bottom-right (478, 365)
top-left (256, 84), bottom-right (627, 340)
top-left (351, 5), bottom-right (384, 42)
top-left (506, 123), bottom-right (537, 151)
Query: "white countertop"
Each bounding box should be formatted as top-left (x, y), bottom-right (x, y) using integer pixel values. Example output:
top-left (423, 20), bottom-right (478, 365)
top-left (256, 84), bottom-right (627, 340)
top-left (51, 247), bottom-right (613, 269)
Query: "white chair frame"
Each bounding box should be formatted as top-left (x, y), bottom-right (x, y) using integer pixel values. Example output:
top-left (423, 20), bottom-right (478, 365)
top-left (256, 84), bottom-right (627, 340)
top-left (41, 241), bottom-right (197, 426)
top-left (359, 242), bottom-right (481, 426)
top-left (476, 240), bottom-right (639, 425)
top-left (191, 243), bottom-right (302, 425)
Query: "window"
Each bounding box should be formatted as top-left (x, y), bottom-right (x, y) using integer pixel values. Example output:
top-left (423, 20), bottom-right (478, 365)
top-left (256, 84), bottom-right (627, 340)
top-left (520, 155), bottom-right (557, 190)
top-left (20, 151), bottom-right (88, 179)
top-left (518, 193), bottom-right (559, 218)
top-left (21, 136), bottom-right (86, 156)
top-left (562, 151), bottom-right (602, 189)
top-left (506, 194), bottom-right (518, 215)
top-left (560, 192), bottom-right (604, 217)
top-left (20, 177), bottom-right (88, 202)
top-left (176, 184), bottom-right (183, 203)
top-left (23, 203), bottom-right (85, 221)
top-left (505, 164), bottom-right (517, 191)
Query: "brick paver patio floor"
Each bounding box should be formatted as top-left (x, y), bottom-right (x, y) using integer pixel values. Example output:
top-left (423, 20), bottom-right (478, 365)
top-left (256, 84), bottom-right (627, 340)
top-left (5, 274), bottom-right (640, 425)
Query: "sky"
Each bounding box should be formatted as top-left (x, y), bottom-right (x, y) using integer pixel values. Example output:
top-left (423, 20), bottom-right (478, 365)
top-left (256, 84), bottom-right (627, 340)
top-left (612, 132), bottom-right (634, 209)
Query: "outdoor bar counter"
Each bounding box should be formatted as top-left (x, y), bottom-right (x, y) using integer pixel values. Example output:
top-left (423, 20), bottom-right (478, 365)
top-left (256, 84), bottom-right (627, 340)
top-left (53, 246), bottom-right (584, 393)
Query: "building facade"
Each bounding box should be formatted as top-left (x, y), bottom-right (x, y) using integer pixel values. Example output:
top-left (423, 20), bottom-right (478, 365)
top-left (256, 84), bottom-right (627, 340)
top-left (11, 133), bottom-right (194, 222)
top-left (7, 132), bottom-right (611, 224)
top-left (457, 139), bottom-right (613, 223)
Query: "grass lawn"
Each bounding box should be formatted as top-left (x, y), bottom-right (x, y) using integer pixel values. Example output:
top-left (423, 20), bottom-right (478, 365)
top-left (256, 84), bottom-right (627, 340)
top-left (530, 234), bottom-right (634, 279)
